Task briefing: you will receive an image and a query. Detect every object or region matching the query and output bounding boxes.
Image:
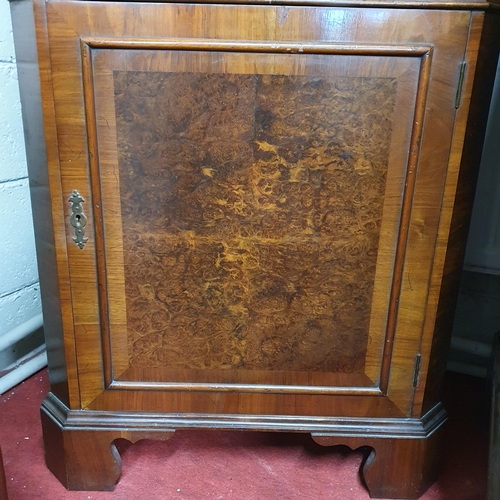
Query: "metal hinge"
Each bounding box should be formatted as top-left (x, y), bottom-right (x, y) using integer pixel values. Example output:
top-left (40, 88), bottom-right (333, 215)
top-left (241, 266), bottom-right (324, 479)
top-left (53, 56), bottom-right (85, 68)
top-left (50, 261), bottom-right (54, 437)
top-left (413, 354), bottom-right (422, 388)
top-left (455, 62), bottom-right (467, 109)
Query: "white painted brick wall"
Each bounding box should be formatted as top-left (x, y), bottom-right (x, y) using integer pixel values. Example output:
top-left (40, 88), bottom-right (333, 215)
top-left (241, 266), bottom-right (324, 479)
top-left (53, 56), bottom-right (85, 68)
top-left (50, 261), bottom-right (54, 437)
top-left (0, 2), bottom-right (42, 343)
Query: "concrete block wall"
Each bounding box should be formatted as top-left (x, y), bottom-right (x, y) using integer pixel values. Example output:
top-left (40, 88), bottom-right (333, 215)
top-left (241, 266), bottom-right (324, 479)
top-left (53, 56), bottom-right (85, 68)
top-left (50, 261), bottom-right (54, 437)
top-left (0, 1), bottom-right (42, 370)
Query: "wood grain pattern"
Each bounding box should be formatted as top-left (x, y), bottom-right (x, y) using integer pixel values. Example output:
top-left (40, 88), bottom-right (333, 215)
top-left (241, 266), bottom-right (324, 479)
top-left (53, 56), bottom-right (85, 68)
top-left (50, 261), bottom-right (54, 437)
top-left (92, 46), bottom-right (420, 393)
top-left (313, 431), bottom-right (443, 499)
top-left (114, 70), bottom-right (396, 375)
top-left (417, 10), bottom-right (500, 417)
top-left (40, 391), bottom-right (446, 495)
top-left (41, 2), bottom-right (471, 414)
top-left (10, 0), bottom-right (80, 408)
top-left (414, 14), bottom-right (487, 416)
top-left (41, 403), bottom-right (174, 491)
top-left (51, 0), bottom-right (493, 10)
top-left (14, 0), bottom-right (498, 495)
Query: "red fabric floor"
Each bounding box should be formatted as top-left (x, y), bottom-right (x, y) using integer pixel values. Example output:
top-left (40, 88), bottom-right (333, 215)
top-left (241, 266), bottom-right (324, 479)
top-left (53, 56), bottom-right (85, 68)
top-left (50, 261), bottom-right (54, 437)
top-left (0, 370), bottom-right (490, 499)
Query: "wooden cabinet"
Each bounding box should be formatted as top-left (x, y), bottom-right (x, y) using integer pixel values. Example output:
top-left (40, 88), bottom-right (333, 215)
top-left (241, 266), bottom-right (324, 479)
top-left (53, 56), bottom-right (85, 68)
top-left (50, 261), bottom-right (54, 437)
top-left (11, 0), bottom-right (499, 496)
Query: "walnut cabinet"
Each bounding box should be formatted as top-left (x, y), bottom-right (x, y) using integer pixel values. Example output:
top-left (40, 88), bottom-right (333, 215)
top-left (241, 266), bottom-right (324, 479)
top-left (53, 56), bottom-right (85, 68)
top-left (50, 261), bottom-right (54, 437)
top-left (10, 0), bottom-right (500, 496)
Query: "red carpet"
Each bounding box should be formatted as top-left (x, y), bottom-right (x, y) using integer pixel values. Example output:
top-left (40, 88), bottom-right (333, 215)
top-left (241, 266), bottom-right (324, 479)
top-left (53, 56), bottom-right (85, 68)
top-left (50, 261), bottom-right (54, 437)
top-left (0, 370), bottom-right (489, 499)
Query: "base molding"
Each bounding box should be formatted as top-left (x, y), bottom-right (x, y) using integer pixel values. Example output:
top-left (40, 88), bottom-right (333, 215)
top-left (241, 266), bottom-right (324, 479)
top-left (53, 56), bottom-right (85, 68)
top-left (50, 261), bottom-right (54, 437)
top-left (42, 391), bottom-right (446, 437)
top-left (40, 393), bottom-right (447, 497)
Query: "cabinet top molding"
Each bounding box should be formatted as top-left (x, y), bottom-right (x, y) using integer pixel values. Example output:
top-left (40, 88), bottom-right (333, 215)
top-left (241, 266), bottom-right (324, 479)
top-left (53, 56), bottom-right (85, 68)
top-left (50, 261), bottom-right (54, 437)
top-left (24, 0), bottom-right (499, 11)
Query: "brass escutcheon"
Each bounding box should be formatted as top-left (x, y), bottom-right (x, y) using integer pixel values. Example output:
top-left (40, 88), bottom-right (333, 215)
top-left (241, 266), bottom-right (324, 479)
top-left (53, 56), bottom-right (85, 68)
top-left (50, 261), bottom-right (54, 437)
top-left (68, 190), bottom-right (89, 249)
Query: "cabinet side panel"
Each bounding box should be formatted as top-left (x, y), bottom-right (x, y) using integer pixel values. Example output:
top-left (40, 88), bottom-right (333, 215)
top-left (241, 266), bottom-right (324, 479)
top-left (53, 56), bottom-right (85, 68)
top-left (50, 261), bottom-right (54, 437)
top-left (420, 11), bottom-right (500, 415)
top-left (10, 0), bottom-right (80, 407)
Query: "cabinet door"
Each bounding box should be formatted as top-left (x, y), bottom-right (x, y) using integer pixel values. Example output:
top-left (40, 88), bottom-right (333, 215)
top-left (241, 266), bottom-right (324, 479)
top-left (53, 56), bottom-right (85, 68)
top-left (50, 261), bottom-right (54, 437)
top-left (43, 1), bottom-right (471, 417)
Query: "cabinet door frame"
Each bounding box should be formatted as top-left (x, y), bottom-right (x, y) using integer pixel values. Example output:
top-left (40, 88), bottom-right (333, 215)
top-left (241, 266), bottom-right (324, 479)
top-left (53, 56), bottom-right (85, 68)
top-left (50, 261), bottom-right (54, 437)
top-left (43, 0), bottom-right (472, 417)
top-left (85, 38), bottom-right (429, 394)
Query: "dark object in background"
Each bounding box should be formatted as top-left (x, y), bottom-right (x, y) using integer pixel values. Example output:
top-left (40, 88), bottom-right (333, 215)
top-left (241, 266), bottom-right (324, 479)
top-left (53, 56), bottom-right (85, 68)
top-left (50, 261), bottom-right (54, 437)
top-left (488, 331), bottom-right (500, 500)
top-left (0, 447), bottom-right (8, 500)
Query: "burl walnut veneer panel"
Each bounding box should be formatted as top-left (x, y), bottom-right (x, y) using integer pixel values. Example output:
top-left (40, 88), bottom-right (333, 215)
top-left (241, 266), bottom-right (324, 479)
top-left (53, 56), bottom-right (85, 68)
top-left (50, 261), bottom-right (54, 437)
top-left (113, 71), bottom-right (397, 376)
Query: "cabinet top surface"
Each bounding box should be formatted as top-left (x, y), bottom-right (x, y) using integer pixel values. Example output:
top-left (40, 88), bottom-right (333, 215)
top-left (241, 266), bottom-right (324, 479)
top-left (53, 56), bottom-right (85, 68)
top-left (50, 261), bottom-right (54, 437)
top-left (36, 0), bottom-right (500, 11)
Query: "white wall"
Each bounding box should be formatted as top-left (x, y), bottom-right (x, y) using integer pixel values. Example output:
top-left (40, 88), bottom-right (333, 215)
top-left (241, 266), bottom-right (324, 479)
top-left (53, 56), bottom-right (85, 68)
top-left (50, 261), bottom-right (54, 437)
top-left (0, 1), bottom-right (42, 368)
